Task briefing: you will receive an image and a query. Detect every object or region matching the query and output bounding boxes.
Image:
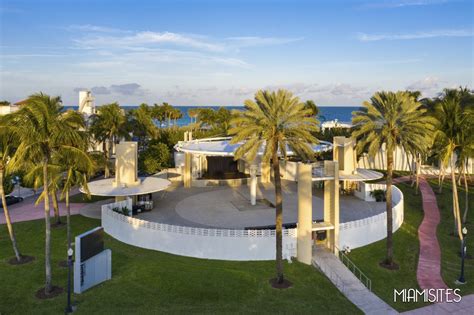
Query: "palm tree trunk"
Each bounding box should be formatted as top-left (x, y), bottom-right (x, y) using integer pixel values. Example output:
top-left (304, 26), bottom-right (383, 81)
top-left (462, 165), bottom-right (469, 224)
top-left (450, 155), bottom-right (463, 240)
top-left (0, 169), bottom-right (22, 262)
top-left (385, 148), bottom-right (394, 265)
top-left (272, 151), bottom-right (284, 284)
top-left (405, 151), bottom-right (413, 184)
top-left (43, 159), bottom-right (52, 294)
top-left (51, 189), bottom-right (61, 225)
top-left (103, 141), bottom-right (109, 178)
top-left (438, 162), bottom-right (445, 194)
top-left (415, 155), bottom-right (421, 194)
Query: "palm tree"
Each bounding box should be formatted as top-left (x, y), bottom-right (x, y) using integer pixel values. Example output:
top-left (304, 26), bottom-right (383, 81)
top-left (171, 107), bottom-right (183, 127)
top-left (229, 89), bottom-right (319, 286)
top-left (304, 100), bottom-right (319, 117)
top-left (152, 103), bottom-right (166, 128)
top-left (0, 118), bottom-right (23, 262)
top-left (89, 102), bottom-right (126, 178)
top-left (59, 147), bottom-right (94, 261)
top-left (128, 103), bottom-right (157, 150)
top-left (8, 93), bottom-right (86, 295)
top-left (188, 108), bottom-right (198, 124)
top-left (352, 91), bottom-right (435, 268)
top-left (433, 90), bottom-right (473, 239)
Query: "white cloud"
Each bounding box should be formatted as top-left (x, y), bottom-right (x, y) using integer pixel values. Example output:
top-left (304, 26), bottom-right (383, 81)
top-left (67, 24), bottom-right (129, 33)
top-left (362, 0), bottom-right (450, 9)
top-left (406, 76), bottom-right (443, 96)
top-left (74, 31), bottom-right (224, 52)
top-left (226, 36), bottom-right (303, 47)
top-left (357, 29), bottom-right (473, 41)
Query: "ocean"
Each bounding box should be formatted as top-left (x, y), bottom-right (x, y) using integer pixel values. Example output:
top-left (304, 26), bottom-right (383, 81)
top-left (64, 105), bottom-right (359, 127)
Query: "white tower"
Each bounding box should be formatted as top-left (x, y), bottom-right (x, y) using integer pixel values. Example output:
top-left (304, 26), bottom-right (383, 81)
top-left (78, 90), bottom-right (95, 116)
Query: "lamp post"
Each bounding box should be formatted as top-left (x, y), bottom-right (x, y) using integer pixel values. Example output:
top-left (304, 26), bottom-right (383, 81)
top-left (456, 227), bottom-right (468, 285)
top-left (65, 247), bottom-right (74, 313)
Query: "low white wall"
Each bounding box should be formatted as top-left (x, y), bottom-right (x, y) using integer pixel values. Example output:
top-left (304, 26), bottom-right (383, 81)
top-left (102, 209), bottom-right (297, 261)
top-left (339, 185), bottom-right (404, 250)
top-left (102, 185), bottom-right (403, 260)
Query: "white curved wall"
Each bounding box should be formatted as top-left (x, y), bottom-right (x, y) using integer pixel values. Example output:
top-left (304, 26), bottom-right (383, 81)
top-left (338, 185), bottom-right (404, 250)
top-left (102, 185), bottom-right (403, 260)
top-left (102, 210), bottom-right (297, 261)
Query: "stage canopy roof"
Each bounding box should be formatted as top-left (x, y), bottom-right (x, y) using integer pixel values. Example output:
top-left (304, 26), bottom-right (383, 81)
top-left (174, 137), bottom-right (333, 157)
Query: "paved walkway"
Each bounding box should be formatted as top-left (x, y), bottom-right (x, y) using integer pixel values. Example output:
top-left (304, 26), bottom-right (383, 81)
top-left (416, 177), bottom-right (450, 294)
top-left (0, 194), bottom-right (85, 224)
top-left (389, 176), bottom-right (449, 293)
top-left (312, 247), bottom-right (398, 314)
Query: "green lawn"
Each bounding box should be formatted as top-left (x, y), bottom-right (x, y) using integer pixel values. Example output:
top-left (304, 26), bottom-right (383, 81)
top-left (69, 193), bottom-right (112, 203)
top-left (348, 182), bottom-right (430, 312)
top-left (0, 216), bottom-right (360, 314)
top-left (428, 178), bottom-right (474, 296)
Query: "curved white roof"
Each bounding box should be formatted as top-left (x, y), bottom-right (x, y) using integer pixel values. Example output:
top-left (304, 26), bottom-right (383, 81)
top-left (174, 137), bottom-right (332, 157)
top-left (82, 176), bottom-right (171, 197)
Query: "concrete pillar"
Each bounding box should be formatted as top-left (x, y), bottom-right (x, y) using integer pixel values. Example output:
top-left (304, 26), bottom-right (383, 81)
top-left (189, 131), bottom-right (193, 141)
top-left (114, 142), bottom-right (139, 188)
top-left (297, 163), bottom-right (313, 265)
top-left (261, 162), bottom-right (270, 183)
top-left (323, 161), bottom-right (340, 255)
top-left (250, 164), bottom-right (258, 205)
top-left (184, 131), bottom-right (188, 142)
top-left (115, 196), bottom-right (126, 202)
top-left (184, 152), bottom-right (192, 188)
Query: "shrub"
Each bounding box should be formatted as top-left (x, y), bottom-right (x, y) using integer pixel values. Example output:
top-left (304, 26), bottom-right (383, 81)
top-left (138, 142), bottom-right (171, 175)
top-left (121, 206), bottom-right (130, 216)
top-left (370, 189), bottom-right (386, 202)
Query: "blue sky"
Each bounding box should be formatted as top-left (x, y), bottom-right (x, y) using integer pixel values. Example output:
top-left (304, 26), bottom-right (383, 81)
top-left (0, 0), bottom-right (472, 106)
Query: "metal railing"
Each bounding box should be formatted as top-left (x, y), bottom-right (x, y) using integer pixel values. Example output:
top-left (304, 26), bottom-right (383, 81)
top-left (337, 248), bottom-right (372, 291)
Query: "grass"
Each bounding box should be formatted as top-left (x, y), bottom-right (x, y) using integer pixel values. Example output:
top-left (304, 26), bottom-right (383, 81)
top-left (0, 216), bottom-right (361, 314)
top-left (348, 181), bottom-right (429, 312)
top-left (428, 178), bottom-right (474, 296)
top-left (68, 193), bottom-right (112, 204)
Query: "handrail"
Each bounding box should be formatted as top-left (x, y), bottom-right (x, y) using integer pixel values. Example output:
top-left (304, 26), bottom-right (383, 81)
top-left (336, 246), bottom-right (372, 291)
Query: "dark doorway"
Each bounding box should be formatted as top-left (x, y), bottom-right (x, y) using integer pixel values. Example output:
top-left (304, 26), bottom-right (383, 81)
top-left (205, 156), bottom-right (240, 179)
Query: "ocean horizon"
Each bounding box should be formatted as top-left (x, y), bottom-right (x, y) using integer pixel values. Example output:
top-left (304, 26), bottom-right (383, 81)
top-left (64, 105), bottom-right (359, 127)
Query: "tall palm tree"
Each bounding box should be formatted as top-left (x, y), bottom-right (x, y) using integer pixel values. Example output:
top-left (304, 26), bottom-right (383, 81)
top-left (433, 90), bottom-right (473, 239)
top-left (8, 93), bottom-right (86, 295)
top-left (59, 148), bottom-right (94, 260)
top-left (229, 89), bottom-right (319, 286)
top-left (0, 118), bottom-right (23, 262)
top-left (352, 91), bottom-right (435, 268)
top-left (89, 102), bottom-right (126, 178)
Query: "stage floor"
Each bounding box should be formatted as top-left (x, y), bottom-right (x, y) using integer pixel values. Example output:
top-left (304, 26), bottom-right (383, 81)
top-left (133, 180), bottom-right (387, 229)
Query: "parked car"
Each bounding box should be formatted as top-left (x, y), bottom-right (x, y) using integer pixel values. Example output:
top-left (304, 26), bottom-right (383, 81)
top-left (0, 195), bottom-right (24, 208)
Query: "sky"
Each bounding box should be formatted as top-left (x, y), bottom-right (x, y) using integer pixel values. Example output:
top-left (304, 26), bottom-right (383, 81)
top-left (0, 0), bottom-right (473, 106)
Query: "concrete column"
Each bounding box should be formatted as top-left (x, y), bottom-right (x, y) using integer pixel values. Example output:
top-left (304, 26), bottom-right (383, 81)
top-left (250, 164), bottom-right (258, 205)
top-left (333, 161), bottom-right (340, 255)
top-left (115, 196), bottom-right (126, 202)
top-left (323, 161), bottom-right (340, 255)
top-left (297, 163), bottom-right (313, 265)
top-left (114, 142), bottom-right (139, 188)
top-left (184, 152), bottom-right (192, 188)
top-left (261, 162), bottom-right (270, 183)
